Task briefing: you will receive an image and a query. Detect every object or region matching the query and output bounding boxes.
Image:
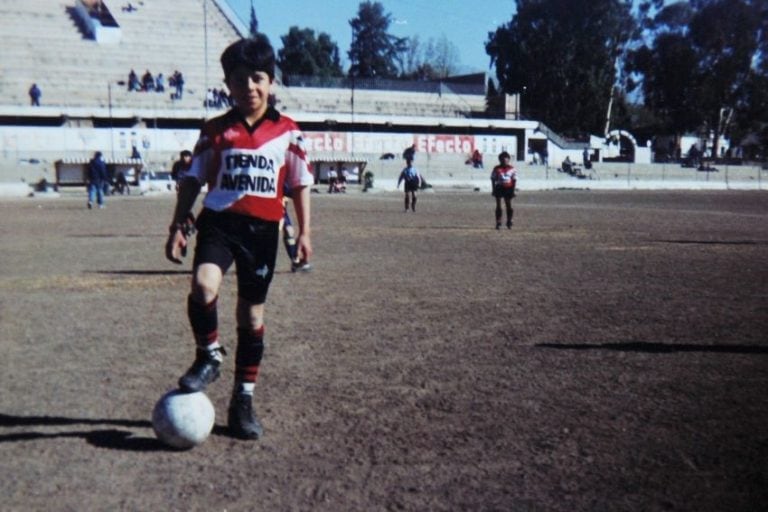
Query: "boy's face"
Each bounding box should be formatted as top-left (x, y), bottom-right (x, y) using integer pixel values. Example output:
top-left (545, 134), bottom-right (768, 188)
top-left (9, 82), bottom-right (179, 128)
top-left (226, 66), bottom-right (272, 119)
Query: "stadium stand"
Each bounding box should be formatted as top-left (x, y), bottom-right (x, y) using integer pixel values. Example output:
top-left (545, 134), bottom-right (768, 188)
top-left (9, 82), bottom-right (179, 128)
top-left (8, 1), bottom-right (747, 193)
top-left (0, 0), bottom-right (239, 110)
top-left (0, 0), bottom-right (490, 117)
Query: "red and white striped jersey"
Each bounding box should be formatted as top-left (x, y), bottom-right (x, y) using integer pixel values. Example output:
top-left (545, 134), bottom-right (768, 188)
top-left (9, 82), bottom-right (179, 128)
top-left (491, 164), bottom-right (517, 189)
top-left (187, 107), bottom-right (314, 221)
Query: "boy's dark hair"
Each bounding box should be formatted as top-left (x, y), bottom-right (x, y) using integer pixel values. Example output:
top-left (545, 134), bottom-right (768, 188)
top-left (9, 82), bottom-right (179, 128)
top-left (180, 150), bottom-right (192, 158)
top-left (498, 151), bottom-right (510, 161)
top-left (221, 34), bottom-right (275, 81)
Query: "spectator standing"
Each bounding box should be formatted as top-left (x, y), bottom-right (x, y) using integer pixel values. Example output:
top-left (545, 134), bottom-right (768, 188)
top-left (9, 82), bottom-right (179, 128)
top-left (171, 70), bottom-right (185, 100)
top-left (87, 151), bottom-right (108, 209)
top-left (402, 144), bottom-right (416, 162)
top-left (171, 149), bottom-right (193, 186)
top-left (28, 83), bottom-right (41, 106)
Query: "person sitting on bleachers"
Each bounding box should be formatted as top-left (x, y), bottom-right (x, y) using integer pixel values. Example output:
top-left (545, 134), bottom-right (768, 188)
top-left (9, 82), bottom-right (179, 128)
top-left (155, 73), bottom-right (165, 93)
top-left (128, 69), bottom-right (141, 91)
top-left (142, 70), bottom-right (155, 92)
top-left (562, 156), bottom-right (573, 175)
top-left (218, 88), bottom-right (231, 107)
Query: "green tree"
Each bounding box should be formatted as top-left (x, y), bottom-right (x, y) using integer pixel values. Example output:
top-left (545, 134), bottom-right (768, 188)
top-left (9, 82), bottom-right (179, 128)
top-left (348, 1), bottom-right (407, 78)
top-left (628, 0), bottom-right (764, 156)
top-left (277, 27), bottom-right (343, 81)
top-left (486, 0), bottom-right (635, 138)
top-left (401, 35), bottom-right (460, 80)
top-left (688, 0), bottom-right (761, 156)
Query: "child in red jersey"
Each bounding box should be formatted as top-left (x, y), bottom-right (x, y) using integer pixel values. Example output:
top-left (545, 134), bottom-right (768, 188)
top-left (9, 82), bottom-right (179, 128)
top-left (164, 35), bottom-right (314, 440)
top-left (490, 151), bottom-right (517, 229)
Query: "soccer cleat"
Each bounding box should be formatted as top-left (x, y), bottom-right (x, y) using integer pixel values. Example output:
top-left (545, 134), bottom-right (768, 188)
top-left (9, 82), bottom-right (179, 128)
top-left (178, 349), bottom-right (222, 392)
top-left (291, 261), bottom-right (312, 273)
top-left (228, 393), bottom-right (264, 440)
top-left (506, 220), bottom-right (513, 229)
top-left (495, 222), bottom-right (501, 230)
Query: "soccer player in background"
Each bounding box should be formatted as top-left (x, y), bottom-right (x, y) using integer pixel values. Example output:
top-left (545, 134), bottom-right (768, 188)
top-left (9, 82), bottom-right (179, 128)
top-left (281, 187), bottom-right (312, 272)
top-left (164, 35), bottom-right (314, 440)
top-left (397, 157), bottom-right (422, 212)
top-left (490, 151), bottom-right (517, 229)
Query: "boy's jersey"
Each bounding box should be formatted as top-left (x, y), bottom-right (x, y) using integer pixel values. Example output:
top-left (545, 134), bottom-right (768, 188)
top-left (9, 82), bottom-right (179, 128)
top-left (491, 164), bottom-right (517, 189)
top-left (187, 107), bottom-right (314, 221)
top-left (398, 166), bottom-right (420, 186)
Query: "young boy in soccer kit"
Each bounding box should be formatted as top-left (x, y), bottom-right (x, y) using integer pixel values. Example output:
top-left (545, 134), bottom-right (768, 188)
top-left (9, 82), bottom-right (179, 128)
top-left (164, 35), bottom-right (314, 440)
top-left (397, 158), bottom-right (422, 211)
top-left (490, 151), bottom-right (517, 229)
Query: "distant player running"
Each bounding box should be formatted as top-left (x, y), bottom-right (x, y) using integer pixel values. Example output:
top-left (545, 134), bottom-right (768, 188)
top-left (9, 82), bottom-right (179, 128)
top-left (490, 151), bottom-right (517, 229)
top-left (281, 190), bottom-right (311, 272)
top-left (164, 35), bottom-right (313, 440)
top-left (397, 158), bottom-right (422, 212)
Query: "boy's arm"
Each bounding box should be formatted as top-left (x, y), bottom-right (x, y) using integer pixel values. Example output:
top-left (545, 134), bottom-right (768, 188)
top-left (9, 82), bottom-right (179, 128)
top-left (291, 185), bottom-right (312, 263)
top-left (165, 177), bottom-right (201, 264)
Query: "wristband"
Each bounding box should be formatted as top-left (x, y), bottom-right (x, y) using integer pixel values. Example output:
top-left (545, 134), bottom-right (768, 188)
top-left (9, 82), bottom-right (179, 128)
top-left (168, 223), bottom-right (185, 234)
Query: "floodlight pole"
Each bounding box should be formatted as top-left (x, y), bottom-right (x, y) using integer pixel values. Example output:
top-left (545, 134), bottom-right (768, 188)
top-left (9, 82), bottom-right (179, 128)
top-left (108, 82), bottom-right (115, 160)
top-left (203, 0), bottom-right (209, 118)
top-left (350, 25), bottom-right (355, 160)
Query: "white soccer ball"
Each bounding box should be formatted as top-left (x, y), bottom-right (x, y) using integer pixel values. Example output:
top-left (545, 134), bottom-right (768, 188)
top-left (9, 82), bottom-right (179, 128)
top-left (152, 389), bottom-right (215, 449)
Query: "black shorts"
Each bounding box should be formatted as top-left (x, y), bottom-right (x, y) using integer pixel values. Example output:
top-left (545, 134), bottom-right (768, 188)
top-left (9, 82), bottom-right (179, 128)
top-left (493, 186), bottom-right (515, 199)
top-left (404, 182), bottom-right (419, 192)
top-left (193, 208), bottom-right (279, 304)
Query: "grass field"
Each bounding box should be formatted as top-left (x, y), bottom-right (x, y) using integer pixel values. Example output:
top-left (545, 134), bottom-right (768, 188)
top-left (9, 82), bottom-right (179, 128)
top-left (1, 189), bottom-right (767, 511)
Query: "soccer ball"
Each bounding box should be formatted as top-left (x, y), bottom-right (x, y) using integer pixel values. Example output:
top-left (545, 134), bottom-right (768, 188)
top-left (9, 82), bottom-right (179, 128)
top-left (151, 389), bottom-right (215, 449)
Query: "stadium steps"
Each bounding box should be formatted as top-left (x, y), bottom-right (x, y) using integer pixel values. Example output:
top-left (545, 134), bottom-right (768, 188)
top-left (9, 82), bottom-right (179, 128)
top-left (0, 0), bottom-right (239, 109)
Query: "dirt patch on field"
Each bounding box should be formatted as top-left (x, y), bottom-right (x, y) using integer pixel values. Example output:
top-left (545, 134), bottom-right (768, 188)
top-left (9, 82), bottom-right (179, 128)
top-left (1, 190), bottom-right (767, 511)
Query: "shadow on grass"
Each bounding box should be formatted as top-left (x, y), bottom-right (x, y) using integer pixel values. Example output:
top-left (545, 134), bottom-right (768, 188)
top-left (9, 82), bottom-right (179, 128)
top-left (536, 341), bottom-right (768, 354)
top-left (654, 239), bottom-right (767, 246)
top-left (0, 413), bottom-right (235, 451)
top-left (0, 413), bottom-right (170, 451)
top-left (89, 270), bottom-right (192, 276)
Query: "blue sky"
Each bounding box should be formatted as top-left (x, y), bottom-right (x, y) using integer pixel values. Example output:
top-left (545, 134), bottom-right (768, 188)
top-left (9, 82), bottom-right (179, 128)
top-left (226, 0), bottom-right (517, 74)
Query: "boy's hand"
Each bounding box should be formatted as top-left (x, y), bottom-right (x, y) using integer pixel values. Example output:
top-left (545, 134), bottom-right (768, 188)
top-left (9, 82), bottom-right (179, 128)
top-left (297, 233), bottom-right (313, 264)
top-left (165, 226), bottom-right (188, 264)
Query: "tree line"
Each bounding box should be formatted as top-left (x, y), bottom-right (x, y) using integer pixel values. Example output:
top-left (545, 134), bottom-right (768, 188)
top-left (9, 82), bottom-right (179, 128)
top-left (251, 0), bottom-right (768, 158)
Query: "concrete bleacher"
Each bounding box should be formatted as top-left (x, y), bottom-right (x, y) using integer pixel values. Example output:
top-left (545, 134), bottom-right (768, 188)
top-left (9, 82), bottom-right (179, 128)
top-left (0, 0), bottom-right (242, 110)
top-left (0, 0), bottom-right (488, 118)
top-left (271, 86), bottom-right (486, 118)
top-left (7, 1), bottom-right (760, 196)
